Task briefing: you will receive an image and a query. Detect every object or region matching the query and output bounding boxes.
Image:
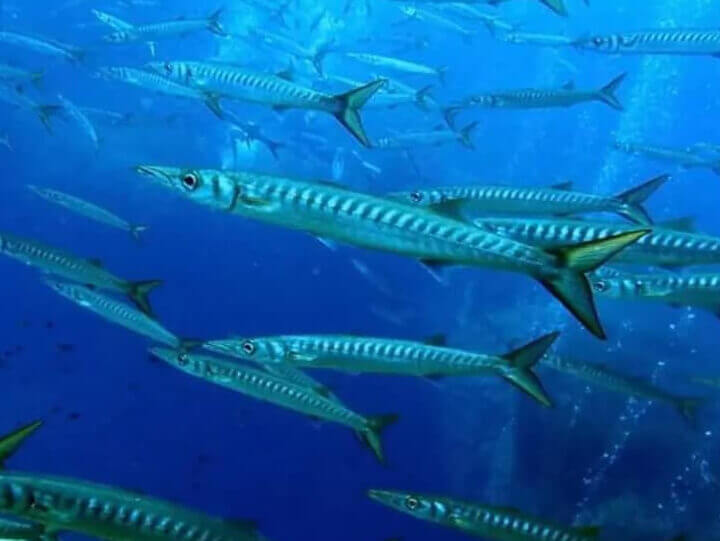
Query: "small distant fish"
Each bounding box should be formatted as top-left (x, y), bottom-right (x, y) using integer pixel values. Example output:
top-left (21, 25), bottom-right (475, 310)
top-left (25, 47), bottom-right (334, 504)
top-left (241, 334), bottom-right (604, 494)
top-left (325, 74), bottom-right (433, 111)
top-left (102, 9), bottom-right (226, 47)
top-left (151, 347), bottom-right (398, 464)
top-left (345, 52), bottom-right (446, 83)
top-left (374, 123), bottom-right (478, 150)
top-left (27, 185), bottom-right (147, 240)
top-left (91, 9), bottom-right (135, 32)
top-left (368, 490), bottom-right (599, 540)
top-left (0, 63), bottom-right (43, 88)
top-left (45, 281), bottom-right (185, 348)
top-left (146, 61), bottom-right (385, 146)
top-left (437, 4), bottom-right (516, 34)
top-left (388, 174), bottom-right (668, 226)
top-left (244, 28), bottom-right (332, 75)
top-left (0, 31), bottom-right (84, 63)
top-left (541, 354), bottom-right (703, 424)
top-left (574, 29), bottom-right (720, 56)
top-left (614, 140), bottom-right (720, 176)
top-left (499, 31), bottom-right (574, 46)
top-left (0, 85), bottom-right (61, 133)
top-left (56, 94), bottom-right (99, 149)
top-left (397, 5), bottom-right (476, 42)
top-left (97, 66), bottom-right (224, 119)
top-left (0, 231), bottom-right (161, 314)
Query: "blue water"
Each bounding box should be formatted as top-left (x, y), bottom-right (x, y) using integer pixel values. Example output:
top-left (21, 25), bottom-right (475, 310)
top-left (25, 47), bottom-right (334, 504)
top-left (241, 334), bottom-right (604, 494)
top-left (1, 0), bottom-right (720, 539)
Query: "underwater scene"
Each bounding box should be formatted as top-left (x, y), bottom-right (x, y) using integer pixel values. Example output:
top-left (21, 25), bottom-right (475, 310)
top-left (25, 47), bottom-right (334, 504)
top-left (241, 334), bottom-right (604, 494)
top-left (1, 0), bottom-right (720, 539)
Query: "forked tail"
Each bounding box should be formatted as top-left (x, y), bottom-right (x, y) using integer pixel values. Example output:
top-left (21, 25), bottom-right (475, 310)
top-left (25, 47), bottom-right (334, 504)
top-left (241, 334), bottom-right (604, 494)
top-left (596, 72), bottom-right (627, 111)
top-left (127, 279), bottom-right (163, 316)
top-left (130, 225), bottom-right (148, 242)
top-left (498, 331), bottom-right (560, 407)
top-left (674, 397), bottom-right (705, 428)
top-left (359, 413), bottom-right (399, 464)
top-left (207, 8), bottom-right (227, 36)
top-left (540, 0), bottom-right (568, 16)
top-left (333, 79), bottom-right (386, 147)
top-left (613, 174), bottom-right (670, 225)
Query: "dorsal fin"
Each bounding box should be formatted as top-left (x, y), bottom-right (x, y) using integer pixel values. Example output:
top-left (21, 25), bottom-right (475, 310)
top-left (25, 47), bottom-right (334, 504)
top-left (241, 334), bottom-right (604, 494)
top-left (550, 181), bottom-right (574, 190)
top-left (561, 80), bottom-right (575, 90)
top-left (572, 525), bottom-right (601, 538)
top-left (423, 334), bottom-right (446, 347)
top-left (88, 258), bottom-right (104, 267)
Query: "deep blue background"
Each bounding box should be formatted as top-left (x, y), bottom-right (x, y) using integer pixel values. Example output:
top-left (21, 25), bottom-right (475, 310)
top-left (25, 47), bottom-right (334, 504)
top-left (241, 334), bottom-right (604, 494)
top-left (1, 0), bottom-right (720, 539)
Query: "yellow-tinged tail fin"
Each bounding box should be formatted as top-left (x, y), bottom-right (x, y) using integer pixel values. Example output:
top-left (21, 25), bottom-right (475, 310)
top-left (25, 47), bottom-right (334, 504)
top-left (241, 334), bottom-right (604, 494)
top-left (333, 79), bottom-right (386, 147)
top-left (0, 420), bottom-right (42, 467)
top-left (360, 414), bottom-right (398, 465)
top-left (500, 332), bottom-right (559, 407)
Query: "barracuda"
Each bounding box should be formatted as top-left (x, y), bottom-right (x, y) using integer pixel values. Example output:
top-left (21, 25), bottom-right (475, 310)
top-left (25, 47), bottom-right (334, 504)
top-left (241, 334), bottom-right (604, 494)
top-left (102, 9), bottom-right (225, 43)
top-left (145, 61), bottom-right (384, 147)
top-left (474, 217), bottom-right (720, 268)
top-left (345, 52), bottom-right (446, 83)
top-left (574, 29), bottom-right (720, 56)
top-left (590, 267), bottom-right (720, 318)
top-left (28, 186), bottom-right (147, 240)
top-left (150, 348), bottom-right (397, 463)
top-left (0, 31), bottom-right (84, 63)
top-left (0, 63), bottom-right (43, 87)
top-left (0, 86), bottom-right (60, 133)
top-left (45, 281), bottom-right (185, 348)
top-left (134, 166), bottom-right (648, 339)
top-left (98, 67), bottom-right (224, 119)
top-left (0, 422), bottom-right (267, 541)
top-left (56, 94), bottom-right (98, 149)
top-left (204, 332), bottom-right (560, 406)
top-left (388, 174), bottom-right (668, 225)
top-left (374, 124), bottom-right (478, 150)
top-left (0, 515), bottom-right (50, 540)
top-left (0, 231), bottom-right (161, 315)
top-left (614, 141), bottom-right (720, 176)
top-left (540, 354), bottom-right (703, 424)
top-left (91, 9), bottom-right (135, 31)
top-left (367, 490), bottom-right (598, 540)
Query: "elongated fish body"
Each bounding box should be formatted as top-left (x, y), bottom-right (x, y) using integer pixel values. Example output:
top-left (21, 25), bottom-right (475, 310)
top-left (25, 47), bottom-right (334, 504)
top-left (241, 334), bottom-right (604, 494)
top-left (56, 94), bottom-right (98, 148)
top-left (27, 185), bottom-right (145, 239)
top-left (368, 490), bottom-right (598, 540)
top-left (0, 471), bottom-right (264, 541)
top-left (540, 354), bottom-right (701, 423)
top-left (475, 217), bottom-right (720, 267)
top-left (135, 166), bottom-right (649, 339)
top-left (0, 64), bottom-right (42, 86)
top-left (46, 281), bottom-right (179, 347)
top-left (614, 141), bottom-right (717, 171)
top-left (0, 232), bottom-right (161, 315)
top-left (0, 32), bottom-right (83, 62)
top-left (389, 175), bottom-right (667, 225)
top-left (0, 516), bottom-right (48, 540)
top-left (260, 364), bottom-right (334, 398)
top-left (399, 6), bottom-right (475, 39)
top-left (501, 31), bottom-right (573, 46)
top-left (92, 9), bottom-right (135, 31)
top-left (150, 348), bottom-right (397, 463)
top-left (103, 11), bottom-right (225, 43)
top-left (374, 130), bottom-right (462, 149)
top-left (575, 29), bottom-right (720, 56)
top-left (345, 52), bottom-right (444, 79)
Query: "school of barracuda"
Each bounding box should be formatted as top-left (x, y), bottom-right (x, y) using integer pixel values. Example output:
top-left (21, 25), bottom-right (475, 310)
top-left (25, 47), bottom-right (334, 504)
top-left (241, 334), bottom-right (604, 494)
top-left (0, 0), bottom-right (716, 539)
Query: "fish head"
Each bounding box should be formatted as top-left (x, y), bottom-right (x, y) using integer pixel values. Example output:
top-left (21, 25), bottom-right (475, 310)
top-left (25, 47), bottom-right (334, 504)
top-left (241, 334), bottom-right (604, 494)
top-left (150, 347), bottom-right (196, 371)
top-left (588, 274), bottom-right (621, 298)
top-left (386, 189), bottom-right (441, 207)
top-left (573, 34), bottom-right (613, 51)
top-left (203, 338), bottom-right (280, 363)
top-left (44, 280), bottom-right (90, 304)
top-left (134, 166), bottom-right (239, 211)
top-left (367, 490), bottom-right (435, 520)
top-left (145, 60), bottom-right (189, 83)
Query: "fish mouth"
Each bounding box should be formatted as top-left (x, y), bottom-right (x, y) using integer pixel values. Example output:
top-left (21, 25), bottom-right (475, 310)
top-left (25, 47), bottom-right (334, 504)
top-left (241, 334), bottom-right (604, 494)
top-left (367, 489), bottom-right (393, 504)
top-left (134, 165), bottom-right (176, 184)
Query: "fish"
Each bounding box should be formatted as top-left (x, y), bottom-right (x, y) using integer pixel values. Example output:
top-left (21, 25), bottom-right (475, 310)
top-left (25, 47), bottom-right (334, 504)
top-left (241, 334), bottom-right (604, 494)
top-left (243, 28), bottom-right (332, 75)
top-left (102, 9), bottom-right (226, 45)
top-left (367, 490), bottom-right (599, 540)
top-left (0, 85), bottom-right (60, 133)
top-left (44, 281), bottom-right (186, 348)
top-left (228, 119), bottom-right (285, 160)
top-left (55, 94), bottom-right (99, 149)
top-left (449, 73), bottom-right (626, 117)
top-left (260, 364), bottom-right (335, 399)
top-left (204, 332), bottom-right (559, 406)
top-left (134, 166), bottom-right (649, 338)
top-left (91, 9), bottom-right (135, 31)
top-left (0, 64), bottom-right (43, 88)
top-left (614, 140), bottom-right (720, 176)
top-left (97, 66), bottom-right (224, 118)
top-left (27, 185), bottom-right (147, 240)
top-left (145, 60), bottom-right (385, 147)
top-left (0, 31), bottom-right (84, 63)
top-left (0, 231), bottom-right (161, 315)
top-left (388, 175), bottom-right (669, 226)
top-left (345, 52), bottom-right (446, 83)
top-left (396, 6), bottom-right (476, 41)
top-left (499, 31), bottom-right (575, 46)
top-left (474, 217), bottom-right (720, 268)
top-left (573, 29), bottom-right (720, 56)
top-left (325, 74), bottom-right (433, 111)
top-left (590, 266), bottom-right (720, 319)
top-left (150, 348), bottom-right (398, 464)
top-left (541, 354), bottom-right (703, 424)
top-left (434, 4), bottom-right (516, 35)
top-left (374, 124), bottom-right (478, 150)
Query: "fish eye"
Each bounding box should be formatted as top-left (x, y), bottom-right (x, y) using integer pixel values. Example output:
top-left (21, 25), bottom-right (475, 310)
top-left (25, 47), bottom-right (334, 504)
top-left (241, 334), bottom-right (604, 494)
top-left (593, 37), bottom-right (604, 45)
top-left (409, 191), bottom-right (423, 203)
top-left (177, 353), bottom-right (189, 366)
top-left (182, 173), bottom-right (199, 190)
top-left (164, 62), bottom-right (173, 73)
top-left (592, 280), bottom-right (608, 293)
top-left (405, 496), bottom-right (420, 511)
top-left (242, 341), bottom-right (256, 355)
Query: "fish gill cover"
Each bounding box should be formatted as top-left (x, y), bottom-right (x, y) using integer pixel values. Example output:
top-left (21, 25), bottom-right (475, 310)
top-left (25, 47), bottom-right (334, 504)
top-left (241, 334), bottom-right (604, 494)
top-left (0, 0), bottom-right (718, 539)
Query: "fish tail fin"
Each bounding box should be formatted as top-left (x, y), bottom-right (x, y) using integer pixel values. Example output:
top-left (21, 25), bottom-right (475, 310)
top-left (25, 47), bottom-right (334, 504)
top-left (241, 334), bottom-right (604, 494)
top-left (204, 92), bottom-right (225, 119)
top-left (207, 7), bottom-right (227, 36)
top-left (596, 72), bottom-right (626, 111)
top-left (415, 85), bottom-right (434, 111)
top-left (675, 397), bottom-right (705, 428)
top-left (129, 224), bottom-right (148, 242)
top-left (540, 229), bottom-right (649, 339)
top-left (0, 420), bottom-right (42, 468)
top-left (437, 65), bottom-right (448, 85)
top-left (333, 79), bottom-right (386, 147)
top-left (127, 279), bottom-right (163, 316)
top-left (31, 71), bottom-right (44, 88)
top-left (500, 331), bottom-right (559, 407)
top-left (613, 174), bottom-right (670, 225)
top-left (36, 105), bottom-right (62, 134)
top-left (360, 414), bottom-right (398, 464)
top-left (442, 105), bottom-right (462, 129)
top-left (267, 140), bottom-right (285, 160)
top-left (311, 38), bottom-right (335, 76)
top-left (70, 48), bottom-right (87, 65)
top-left (543, 0), bottom-right (569, 16)
top-left (458, 121), bottom-right (478, 149)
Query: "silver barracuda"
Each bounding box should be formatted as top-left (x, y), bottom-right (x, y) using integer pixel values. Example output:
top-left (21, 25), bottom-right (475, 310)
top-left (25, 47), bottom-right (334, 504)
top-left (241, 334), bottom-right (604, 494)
top-left (91, 9), bottom-right (135, 31)
top-left (0, 231), bottom-right (161, 315)
top-left (28, 185), bottom-right (147, 240)
top-left (374, 124), bottom-right (478, 150)
top-left (55, 94), bottom-right (98, 149)
top-left (614, 140), bottom-right (720, 176)
top-left (0, 64), bottom-right (43, 88)
top-left (150, 348), bottom-right (397, 463)
top-left (102, 9), bottom-right (226, 43)
top-left (0, 31), bottom-right (84, 63)
top-left (574, 29), bottom-right (720, 56)
top-left (97, 67), bottom-right (224, 118)
top-left (390, 0), bottom-right (567, 16)
top-left (389, 175), bottom-right (668, 225)
top-left (244, 29), bottom-right (332, 75)
top-left (203, 332), bottom-right (560, 407)
top-left (590, 267), bottom-right (720, 318)
top-left (474, 217), bottom-right (720, 268)
top-left (541, 354), bottom-right (703, 424)
top-left (345, 52), bottom-right (446, 83)
top-left (499, 31), bottom-right (574, 46)
top-left (134, 166), bottom-right (649, 339)
top-left (368, 490), bottom-right (598, 540)
top-left (397, 6), bottom-right (476, 41)
top-left (45, 281), bottom-right (183, 348)
top-left (0, 86), bottom-right (60, 133)
top-left (145, 60), bottom-right (384, 147)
